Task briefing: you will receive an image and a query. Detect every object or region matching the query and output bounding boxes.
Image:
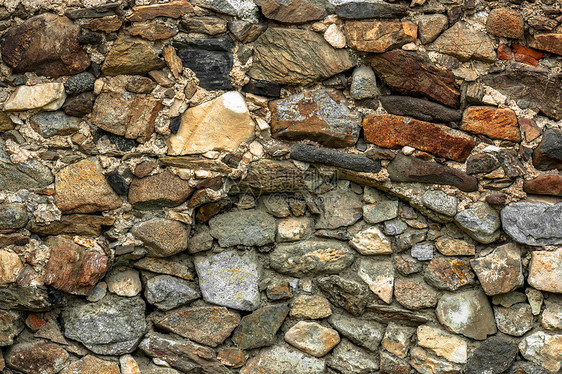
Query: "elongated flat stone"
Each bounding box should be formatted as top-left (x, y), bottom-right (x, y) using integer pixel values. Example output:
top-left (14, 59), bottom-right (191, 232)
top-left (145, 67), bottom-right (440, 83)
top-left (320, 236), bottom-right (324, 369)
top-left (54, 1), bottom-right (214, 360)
top-left (460, 106), bottom-right (520, 142)
top-left (345, 21), bottom-right (417, 53)
top-left (501, 202), bottom-right (562, 246)
top-left (380, 95), bottom-right (461, 123)
top-left (291, 144), bottom-right (381, 173)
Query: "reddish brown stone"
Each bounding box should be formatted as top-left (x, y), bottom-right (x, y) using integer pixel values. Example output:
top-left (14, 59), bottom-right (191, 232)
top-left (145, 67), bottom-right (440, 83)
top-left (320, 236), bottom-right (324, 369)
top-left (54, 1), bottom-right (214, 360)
top-left (266, 282), bottom-right (293, 300)
top-left (82, 15), bottom-right (122, 33)
top-left (196, 200), bottom-right (232, 222)
top-left (486, 8), bottom-right (524, 39)
top-left (128, 169), bottom-right (193, 209)
top-left (363, 114), bottom-right (475, 162)
top-left (514, 53), bottom-right (539, 67)
top-left (532, 33), bottom-right (562, 56)
top-left (133, 160), bottom-right (157, 178)
top-left (6, 342), bottom-right (69, 374)
top-left (486, 193), bottom-right (508, 206)
top-left (518, 118), bottom-right (541, 142)
top-left (345, 21), bottom-right (417, 53)
top-left (24, 314), bottom-right (46, 332)
top-left (44, 235), bottom-right (109, 296)
top-left (460, 106), bottom-right (521, 142)
top-left (513, 44), bottom-right (543, 59)
top-left (270, 89), bottom-right (361, 148)
top-left (126, 0), bottom-right (193, 22)
top-left (1, 14), bottom-right (90, 78)
top-left (394, 278), bottom-right (438, 310)
top-left (524, 174), bottom-right (562, 197)
top-left (497, 43), bottom-right (513, 60)
top-left (162, 45), bottom-right (183, 79)
top-left (256, 0), bottom-right (325, 23)
top-left (217, 348), bottom-right (246, 368)
top-left (368, 50), bottom-right (460, 108)
top-left (424, 258), bottom-right (476, 291)
top-left (127, 23), bottom-right (178, 41)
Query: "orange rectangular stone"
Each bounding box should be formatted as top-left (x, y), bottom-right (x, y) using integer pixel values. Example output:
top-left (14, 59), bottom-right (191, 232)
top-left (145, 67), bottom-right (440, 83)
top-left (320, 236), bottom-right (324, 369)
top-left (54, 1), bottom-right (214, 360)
top-left (461, 106), bottom-right (521, 142)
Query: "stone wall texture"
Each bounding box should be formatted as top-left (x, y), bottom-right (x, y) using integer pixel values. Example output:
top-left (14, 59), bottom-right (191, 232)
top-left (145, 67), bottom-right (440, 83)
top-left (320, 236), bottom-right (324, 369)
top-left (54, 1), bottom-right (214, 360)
top-left (0, 0), bottom-right (561, 373)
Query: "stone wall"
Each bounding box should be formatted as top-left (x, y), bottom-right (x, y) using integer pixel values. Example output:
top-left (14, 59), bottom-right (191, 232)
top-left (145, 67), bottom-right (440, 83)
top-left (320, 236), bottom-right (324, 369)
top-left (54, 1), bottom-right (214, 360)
top-left (0, 0), bottom-right (561, 373)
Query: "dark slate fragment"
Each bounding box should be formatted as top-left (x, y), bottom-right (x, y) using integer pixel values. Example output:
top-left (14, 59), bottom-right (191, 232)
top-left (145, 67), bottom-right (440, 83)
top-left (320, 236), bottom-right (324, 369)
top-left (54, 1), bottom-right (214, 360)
top-left (242, 79), bottom-right (281, 97)
top-left (78, 31), bottom-right (103, 45)
top-left (316, 275), bottom-right (369, 317)
top-left (532, 128), bottom-right (562, 171)
top-left (173, 35), bottom-right (234, 90)
top-left (63, 92), bottom-right (95, 117)
top-left (291, 144), bottom-right (381, 173)
top-left (0, 286), bottom-right (57, 311)
top-left (66, 2), bottom-right (123, 18)
top-left (93, 128), bottom-right (136, 152)
top-left (335, 1), bottom-right (408, 19)
top-left (379, 95), bottom-right (462, 123)
top-left (64, 71), bottom-right (95, 95)
top-left (466, 153), bottom-right (500, 174)
top-left (169, 116), bottom-right (181, 135)
top-left (105, 170), bottom-right (129, 195)
top-left (387, 154), bottom-right (478, 192)
top-left (465, 336), bottom-right (518, 374)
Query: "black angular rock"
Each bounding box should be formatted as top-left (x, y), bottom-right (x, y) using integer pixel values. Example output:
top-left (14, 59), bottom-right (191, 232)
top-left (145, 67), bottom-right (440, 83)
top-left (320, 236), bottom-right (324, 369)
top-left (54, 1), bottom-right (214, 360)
top-left (66, 3), bottom-right (123, 19)
top-left (105, 170), bottom-right (129, 195)
top-left (466, 153), bottom-right (500, 174)
top-left (169, 116), bottom-right (181, 134)
top-left (64, 72), bottom-right (95, 95)
top-left (79, 31), bottom-right (103, 45)
top-left (63, 92), bottom-right (95, 117)
top-left (316, 275), bottom-right (368, 317)
top-left (379, 96), bottom-right (462, 123)
top-left (291, 144), bottom-right (381, 173)
top-left (532, 128), bottom-right (562, 171)
top-left (465, 336), bottom-right (518, 374)
top-left (242, 79), bottom-right (281, 98)
top-left (335, 1), bottom-right (408, 19)
top-left (173, 35), bottom-right (234, 90)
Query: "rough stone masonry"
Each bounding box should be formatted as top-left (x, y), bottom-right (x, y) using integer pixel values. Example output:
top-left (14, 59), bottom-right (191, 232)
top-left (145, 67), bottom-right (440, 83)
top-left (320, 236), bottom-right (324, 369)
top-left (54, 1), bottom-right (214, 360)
top-left (0, 0), bottom-right (561, 373)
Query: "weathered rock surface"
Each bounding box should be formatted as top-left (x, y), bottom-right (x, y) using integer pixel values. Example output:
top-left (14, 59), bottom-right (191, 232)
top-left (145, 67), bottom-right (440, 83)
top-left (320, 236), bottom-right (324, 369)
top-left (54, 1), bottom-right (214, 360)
top-left (290, 295), bottom-right (332, 319)
top-left (256, 0), bottom-right (325, 23)
top-left (494, 303), bottom-right (533, 336)
top-left (364, 114), bottom-right (474, 162)
top-left (519, 331), bottom-right (562, 373)
top-left (422, 190), bottom-right (458, 217)
top-left (417, 14), bottom-right (448, 44)
top-left (127, 0), bottom-right (193, 21)
top-left (410, 346), bottom-right (462, 374)
top-left (270, 89), bottom-right (361, 148)
top-left (0, 287), bottom-right (54, 311)
top-left (532, 128), bottom-right (562, 171)
top-left (167, 92), bottom-right (254, 155)
top-left (394, 278), bottom-right (438, 310)
top-left (345, 21), bottom-right (417, 53)
top-left (6, 342), bottom-right (69, 374)
top-left (133, 257), bottom-right (194, 280)
top-left (271, 240), bottom-right (355, 276)
top-left (128, 170), bottom-right (193, 209)
top-left (470, 243), bottom-right (524, 296)
top-left (157, 306), bottom-right (240, 347)
top-left (232, 305), bottom-right (289, 349)
top-left (501, 202), bottom-right (562, 246)
top-left (140, 332), bottom-right (228, 374)
top-left (350, 65), bottom-right (378, 99)
top-left (173, 35), bottom-right (234, 90)
top-left (460, 106), bottom-right (520, 142)
top-left (102, 34), bottom-right (164, 76)
top-left (132, 219), bottom-right (189, 258)
top-left (327, 339), bottom-right (379, 373)
top-left (0, 250), bottom-right (22, 285)
top-left (60, 355), bottom-right (120, 374)
top-left (524, 174), bottom-right (562, 196)
top-left (486, 8), bottom-right (524, 39)
top-left (335, 1), bottom-right (407, 19)
top-left (417, 325), bottom-right (468, 364)
top-left (317, 275), bottom-right (369, 316)
top-left (0, 310), bottom-right (23, 346)
top-left (465, 336), bottom-right (518, 374)
top-left (424, 257), bottom-right (475, 291)
top-left (145, 275), bottom-right (200, 311)
top-left (55, 158), bottom-right (121, 214)
top-left (249, 27), bottom-right (355, 85)
top-left (454, 202), bottom-right (501, 244)
top-left (329, 314), bottom-right (384, 351)
top-left (350, 226), bottom-right (392, 255)
top-left (431, 22), bottom-right (496, 62)
top-left (29, 111), bottom-right (80, 138)
top-left (436, 289), bottom-right (496, 340)
top-left (240, 345), bottom-right (325, 374)
top-left (381, 322), bottom-right (415, 358)
top-left (195, 250), bottom-right (260, 311)
top-left (4, 83), bottom-right (66, 112)
top-left (193, 0), bottom-right (258, 23)
top-left (363, 200), bottom-right (399, 224)
top-left (62, 295), bottom-right (147, 355)
top-left (44, 235), bottom-right (109, 295)
top-left (533, 33), bottom-right (562, 55)
top-left (316, 188), bottom-right (363, 229)
top-left (387, 154), bottom-right (478, 192)
top-left (359, 257), bottom-right (394, 303)
top-left (1, 14), bottom-right (89, 77)
top-left (379, 95), bottom-right (461, 123)
top-left (284, 321), bottom-right (340, 357)
top-left (528, 248), bottom-right (562, 293)
top-left (368, 50), bottom-right (460, 108)
top-left (209, 209), bottom-right (275, 247)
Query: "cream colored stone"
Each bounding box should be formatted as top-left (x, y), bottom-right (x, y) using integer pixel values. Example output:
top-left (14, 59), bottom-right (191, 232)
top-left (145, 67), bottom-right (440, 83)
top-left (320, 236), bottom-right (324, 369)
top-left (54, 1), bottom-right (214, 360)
top-left (417, 325), bottom-right (468, 364)
top-left (0, 250), bottom-right (23, 284)
top-left (4, 83), bottom-right (66, 112)
top-left (120, 354), bottom-right (141, 374)
top-left (359, 257), bottom-right (394, 304)
top-left (410, 347), bottom-right (462, 374)
top-left (284, 321), bottom-right (340, 358)
top-left (324, 24), bottom-right (346, 49)
top-left (350, 226), bottom-right (392, 255)
top-left (277, 217), bottom-right (314, 242)
top-left (519, 331), bottom-right (562, 373)
top-left (106, 268), bottom-right (142, 297)
top-left (167, 91), bottom-right (255, 155)
top-left (435, 238), bottom-right (475, 256)
top-left (290, 295), bottom-right (332, 319)
top-left (528, 248), bottom-right (562, 294)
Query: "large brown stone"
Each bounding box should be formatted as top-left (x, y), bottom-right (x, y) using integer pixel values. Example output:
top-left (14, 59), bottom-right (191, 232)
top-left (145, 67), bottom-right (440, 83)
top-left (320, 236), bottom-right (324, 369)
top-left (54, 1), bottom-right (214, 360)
top-left (1, 14), bottom-right (89, 78)
top-left (524, 174), bottom-right (562, 197)
top-left (363, 114), bottom-right (475, 162)
top-left (486, 8), bottom-right (524, 39)
top-left (256, 0), bottom-right (325, 23)
top-left (460, 106), bottom-right (520, 142)
top-left (470, 243), bottom-right (524, 296)
top-left (532, 33), bottom-right (562, 56)
top-left (345, 21), bottom-right (417, 53)
top-left (91, 91), bottom-right (163, 143)
top-left (131, 218), bottom-right (189, 258)
top-left (102, 34), bottom-right (164, 76)
top-left (249, 27), bottom-right (356, 85)
top-left (83, 15), bottom-right (122, 33)
top-left (6, 342), bottom-right (69, 374)
top-left (128, 169), bottom-right (193, 209)
top-left (44, 235), bottom-right (109, 295)
top-left (387, 154), bottom-right (478, 192)
top-left (55, 159), bottom-right (122, 214)
top-left (270, 89), bottom-right (361, 148)
top-left (156, 307), bottom-right (240, 347)
top-left (60, 355), bottom-right (119, 374)
top-left (368, 50), bottom-right (460, 108)
top-left (430, 22), bottom-right (496, 62)
top-left (167, 92), bottom-right (254, 155)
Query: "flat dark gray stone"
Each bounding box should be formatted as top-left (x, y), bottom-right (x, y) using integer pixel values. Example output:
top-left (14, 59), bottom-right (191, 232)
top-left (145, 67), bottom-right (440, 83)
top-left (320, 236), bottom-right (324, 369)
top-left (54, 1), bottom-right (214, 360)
top-left (501, 202), bottom-right (562, 246)
top-left (291, 144), bottom-right (381, 173)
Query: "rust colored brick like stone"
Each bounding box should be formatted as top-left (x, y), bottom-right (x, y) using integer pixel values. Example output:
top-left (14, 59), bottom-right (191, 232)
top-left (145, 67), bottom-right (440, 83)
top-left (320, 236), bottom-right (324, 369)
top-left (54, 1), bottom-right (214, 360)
top-left (24, 314), bottom-right (46, 332)
top-left (460, 106), bottom-right (521, 142)
top-left (486, 8), bottom-right (524, 39)
top-left (368, 50), bottom-right (460, 108)
top-left (363, 114), bottom-right (475, 162)
top-left (44, 235), bottom-right (109, 296)
top-left (514, 53), bottom-right (539, 67)
top-left (345, 21), bottom-right (417, 53)
top-left (126, 0), bottom-right (193, 22)
top-left (518, 118), bottom-right (541, 142)
top-left (497, 43), bottom-right (513, 60)
top-left (524, 174), bottom-right (562, 197)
